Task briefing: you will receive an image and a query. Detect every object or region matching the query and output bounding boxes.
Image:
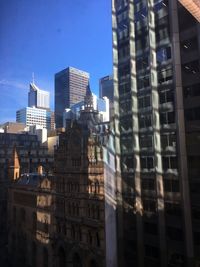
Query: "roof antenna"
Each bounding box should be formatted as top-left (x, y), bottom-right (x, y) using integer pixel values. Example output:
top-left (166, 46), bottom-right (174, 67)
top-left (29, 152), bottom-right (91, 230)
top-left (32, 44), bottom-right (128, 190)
top-left (32, 72), bottom-right (35, 84)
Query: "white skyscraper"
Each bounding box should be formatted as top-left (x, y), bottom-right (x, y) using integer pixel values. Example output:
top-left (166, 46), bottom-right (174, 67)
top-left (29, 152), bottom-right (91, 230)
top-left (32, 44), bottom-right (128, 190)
top-left (28, 83), bottom-right (50, 110)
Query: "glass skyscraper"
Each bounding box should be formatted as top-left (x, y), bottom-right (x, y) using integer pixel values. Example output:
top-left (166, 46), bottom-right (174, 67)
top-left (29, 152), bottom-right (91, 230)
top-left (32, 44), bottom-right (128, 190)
top-left (55, 66), bottom-right (89, 128)
top-left (112, 0), bottom-right (200, 266)
top-left (99, 75), bottom-right (114, 103)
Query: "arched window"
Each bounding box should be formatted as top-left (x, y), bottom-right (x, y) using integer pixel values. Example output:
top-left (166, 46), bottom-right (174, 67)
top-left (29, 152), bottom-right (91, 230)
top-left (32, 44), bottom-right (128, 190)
top-left (43, 247), bottom-right (48, 267)
top-left (72, 253), bottom-right (82, 267)
top-left (58, 247), bottom-right (65, 267)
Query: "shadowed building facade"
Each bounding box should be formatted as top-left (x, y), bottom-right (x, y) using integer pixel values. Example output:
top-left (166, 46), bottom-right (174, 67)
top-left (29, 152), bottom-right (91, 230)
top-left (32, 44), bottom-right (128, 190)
top-left (53, 87), bottom-right (105, 267)
top-left (112, 0), bottom-right (200, 266)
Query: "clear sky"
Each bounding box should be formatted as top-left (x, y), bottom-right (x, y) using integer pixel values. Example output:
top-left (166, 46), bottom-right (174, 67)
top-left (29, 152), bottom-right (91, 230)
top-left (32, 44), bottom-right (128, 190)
top-left (0, 0), bottom-right (112, 123)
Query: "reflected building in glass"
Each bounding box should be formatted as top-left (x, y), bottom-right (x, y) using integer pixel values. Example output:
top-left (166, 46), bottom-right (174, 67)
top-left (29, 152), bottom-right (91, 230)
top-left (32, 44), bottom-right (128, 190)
top-left (55, 67), bottom-right (90, 128)
top-left (112, 0), bottom-right (200, 266)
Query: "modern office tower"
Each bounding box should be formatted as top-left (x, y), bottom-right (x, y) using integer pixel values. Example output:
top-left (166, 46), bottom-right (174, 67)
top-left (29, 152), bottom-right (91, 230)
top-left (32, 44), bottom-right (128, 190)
top-left (55, 66), bottom-right (90, 128)
top-left (99, 75), bottom-right (114, 103)
top-left (112, 0), bottom-right (200, 266)
top-left (16, 107), bottom-right (51, 129)
top-left (28, 82), bottom-right (50, 110)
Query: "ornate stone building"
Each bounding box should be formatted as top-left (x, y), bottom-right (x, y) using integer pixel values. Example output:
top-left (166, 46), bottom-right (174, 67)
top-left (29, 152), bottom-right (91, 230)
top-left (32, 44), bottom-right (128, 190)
top-left (53, 86), bottom-right (105, 267)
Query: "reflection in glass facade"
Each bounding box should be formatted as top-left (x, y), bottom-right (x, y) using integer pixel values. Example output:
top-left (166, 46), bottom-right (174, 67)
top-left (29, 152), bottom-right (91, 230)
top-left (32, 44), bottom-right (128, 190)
top-left (112, 0), bottom-right (200, 266)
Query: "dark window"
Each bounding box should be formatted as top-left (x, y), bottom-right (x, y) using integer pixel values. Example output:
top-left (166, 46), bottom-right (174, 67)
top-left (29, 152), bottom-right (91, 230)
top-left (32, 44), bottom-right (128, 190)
top-left (165, 202), bottom-right (182, 216)
top-left (142, 178), bottom-right (155, 191)
top-left (139, 114), bottom-right (152, 128)
top-left (163, 179), bottom-right (179, 192)
top-left (140, 135), bottom-right (153, 148)
top-left (160, 111), bottom-right (175, 124)
top-left (141, 157), bottom-right (154, 169)
top-left (143, 199), bottom-right (156, 212)
top-left (162, 156), bottom-right (178, 170)
top-left (159, 89), bottom-right (173, 104)
top-left (144, 222), bottom-right (158, 235)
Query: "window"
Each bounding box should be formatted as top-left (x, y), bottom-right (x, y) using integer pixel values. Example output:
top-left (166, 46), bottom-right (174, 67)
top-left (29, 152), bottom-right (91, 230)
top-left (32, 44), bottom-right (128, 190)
top-left (157, 46), bottom-right (171, 64)
top-left (144, 222), bottom-right (158, 235)
top-left (142, 178), bottom-right (155, 191)
top-left (139, 114), bottom-right (152, 128)
top-left (162, 156), bottom-right (177, 170)
top-left (140, 157), bottom-right (154, 169)
top-left (143, 198), bottom-right (157, 212)
top-left (158, 67), bottom-right (173, 84)
top-left (165, 202), bottom-right (182, 216)
top-left (140, 135), bottom-right (153, 148)
top-left (182, 60), bottom-right (200, 75)
top-left (96, 232), bottom-right (100, 247)
top-left (163, 179), bottom-right (179, 192)
top-left (166, 226), bottom-right (183, 241)
top-left (185, 107), bottom-right (200, 121)
top-left (160, 111), bottom-right (175, 124)
top-left (183, 83), bottom-right (200, 98)
top-left (161, 133), bottom-right (176, 149)
top-left (138, 95), bottom-right (151, 109)
top-left (159, 89), bottom-right (173, 104)
top-left (20, 208), bottom-right (26, 222)
top-left (145, 245), bottom-right (159, 258)
top-left (137, 74), bottom-right (150, 90)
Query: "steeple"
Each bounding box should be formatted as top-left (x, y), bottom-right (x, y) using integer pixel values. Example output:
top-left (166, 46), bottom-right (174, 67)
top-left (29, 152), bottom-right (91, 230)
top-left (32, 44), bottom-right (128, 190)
top-left (84, 83), bottom-right (94, 111)
top-left (9, 145), bottom-right (20, 181)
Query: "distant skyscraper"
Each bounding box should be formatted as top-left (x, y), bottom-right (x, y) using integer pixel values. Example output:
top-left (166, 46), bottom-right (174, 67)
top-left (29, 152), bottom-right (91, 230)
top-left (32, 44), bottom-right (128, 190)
top-left (28, 83), bottom-right (50, 110)
top-left (16, 107), bottom-right (51, 129)
top-left (99, 75), bottom-right (114, 103)
top-left (55, 66), bottom-right (89, 128)
top-left (112, 0), bottom-right (200, 266)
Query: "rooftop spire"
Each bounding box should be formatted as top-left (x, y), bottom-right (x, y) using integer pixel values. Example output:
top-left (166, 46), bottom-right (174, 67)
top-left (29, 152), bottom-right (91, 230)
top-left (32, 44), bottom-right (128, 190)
top-left (84, 83), bottom-right (94, 111)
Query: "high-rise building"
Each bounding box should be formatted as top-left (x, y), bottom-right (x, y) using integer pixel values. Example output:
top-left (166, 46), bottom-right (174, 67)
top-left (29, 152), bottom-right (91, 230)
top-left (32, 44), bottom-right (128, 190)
top-left (112, 0), bottom-right (200, 266)
top-left (99, 75), bottom-right (114, 103)
top-left (55, 66), bottom-right (90, 128)
top-left (28, 82), bottom-right (50, 110)
top-left (16, 107), bottom-right (51, 129)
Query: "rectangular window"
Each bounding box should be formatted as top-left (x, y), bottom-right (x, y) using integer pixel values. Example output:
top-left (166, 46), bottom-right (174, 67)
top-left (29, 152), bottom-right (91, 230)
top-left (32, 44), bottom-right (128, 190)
top-left (138, 95), bottom-right (151, 109)
top-left (163, 179), bottom-right (179, 192)
top-left (140, 135), bottom-right (153, 148)
top-left (141, 156), bottom-right (154, 169)
top-left (162, 156), bottom-right (178, 170)
top-left (139, 114), bottom-right (152, 128)
top-left (160, 111), bottom-right (175, 124)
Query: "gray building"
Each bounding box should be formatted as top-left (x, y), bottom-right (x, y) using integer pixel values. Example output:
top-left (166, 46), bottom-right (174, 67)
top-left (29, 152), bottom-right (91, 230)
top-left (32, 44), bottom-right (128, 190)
top-left (112, 0), bottom-right (200, 266)
top-left (99, 75), bottom-right (114, 103)
top-left (55, 67), bottom-right (89, 128)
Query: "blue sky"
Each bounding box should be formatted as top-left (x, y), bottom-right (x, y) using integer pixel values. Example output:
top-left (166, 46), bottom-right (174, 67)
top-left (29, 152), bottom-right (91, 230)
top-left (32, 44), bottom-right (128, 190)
top-left (0, 0), bottom-right (112, 123)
